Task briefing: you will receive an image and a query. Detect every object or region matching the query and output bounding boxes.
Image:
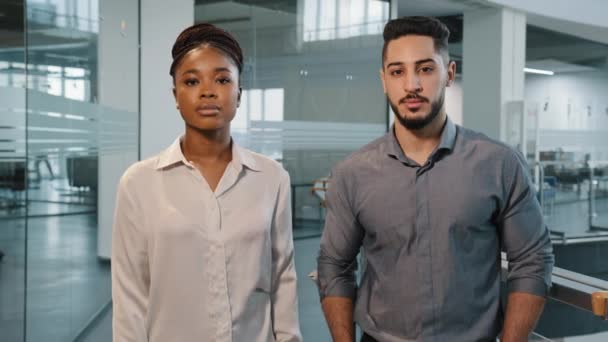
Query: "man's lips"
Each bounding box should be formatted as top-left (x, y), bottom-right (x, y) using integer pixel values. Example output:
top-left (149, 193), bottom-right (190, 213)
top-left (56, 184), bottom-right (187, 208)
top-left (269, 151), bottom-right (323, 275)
top-left (401, 98), bottom-right (426, 110)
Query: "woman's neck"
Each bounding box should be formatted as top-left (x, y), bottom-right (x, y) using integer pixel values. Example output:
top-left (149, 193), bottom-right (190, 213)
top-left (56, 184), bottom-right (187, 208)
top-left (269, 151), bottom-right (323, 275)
top-left (181, 125), bottom-right (232, 163)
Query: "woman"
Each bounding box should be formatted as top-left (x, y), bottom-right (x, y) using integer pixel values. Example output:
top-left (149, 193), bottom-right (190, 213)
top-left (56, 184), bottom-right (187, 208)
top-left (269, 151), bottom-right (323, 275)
top-left (111, 23), bottom-right (301, 342)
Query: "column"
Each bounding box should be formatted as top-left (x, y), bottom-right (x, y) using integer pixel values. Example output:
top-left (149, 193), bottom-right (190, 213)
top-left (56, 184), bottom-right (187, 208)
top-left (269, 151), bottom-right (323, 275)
top-left (97, 0), bottom-right (193, 259)
top-left (140, 0), bottom-right (194, 158)
top-left (462, 7), bottom-right (526, 142)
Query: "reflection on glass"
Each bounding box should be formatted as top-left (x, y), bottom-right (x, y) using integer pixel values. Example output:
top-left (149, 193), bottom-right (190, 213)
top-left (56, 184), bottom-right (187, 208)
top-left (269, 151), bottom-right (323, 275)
top-left (0, 0), bottom-right (27, 340)
top-left (195, 3), bottom-right (391, 340)
top-left (248, 89), bottom-right (263, 121)
top-left (264, 88), bottom-right (285, 121)
top-left (303, 0), bottom-right (388, 41)
top-left (197, 0), bottom-right (388, 243)
top-left (2, 0), bottom-right (138, 341)
top-left (524, 24), bottom-right (608, 340)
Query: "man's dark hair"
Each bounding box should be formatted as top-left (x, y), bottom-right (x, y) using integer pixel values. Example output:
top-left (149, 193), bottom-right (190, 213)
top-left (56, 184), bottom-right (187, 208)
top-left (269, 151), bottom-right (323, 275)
top-left (170, 23), bottom-right (243, 79)
top-left (382, 16), bottom-right (450, 66)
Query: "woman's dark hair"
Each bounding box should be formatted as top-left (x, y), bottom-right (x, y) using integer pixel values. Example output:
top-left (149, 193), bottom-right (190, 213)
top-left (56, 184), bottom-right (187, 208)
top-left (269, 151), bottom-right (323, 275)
top-left (382, 16), bottom-right (450, 65)
top-left (170, 23), bottom-right (243, 79)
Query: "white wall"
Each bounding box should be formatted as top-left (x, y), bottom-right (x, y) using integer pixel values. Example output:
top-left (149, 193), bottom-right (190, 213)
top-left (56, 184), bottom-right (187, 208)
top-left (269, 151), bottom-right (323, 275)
top-left (140, 0), bottom-right (193, 159)
top-left (446, 78), bottom-right (463, 125)
top-left (97, 0), bottom-right (140, 259)
top-left (525, 69), bottom-right (608, 159)
top-left (487, 0), bottom-right (608, 29)
top-left (462, 7), bottom-right (526, 141)
top-left (97, 0), bottom-right (193, 258)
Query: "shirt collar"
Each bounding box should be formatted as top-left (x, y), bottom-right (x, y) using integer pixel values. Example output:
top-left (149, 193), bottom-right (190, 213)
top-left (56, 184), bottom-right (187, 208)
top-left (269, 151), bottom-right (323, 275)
top-left (155, 136), bottom-right (261, 172)
top-left (437, 116), bottom-right (457, 152)
top-left (385, 116), bottom-right (457, 163)
top-left (156, 136), bottom-right (186, 170)
top-left (232, 141), bottom-right (261, 172)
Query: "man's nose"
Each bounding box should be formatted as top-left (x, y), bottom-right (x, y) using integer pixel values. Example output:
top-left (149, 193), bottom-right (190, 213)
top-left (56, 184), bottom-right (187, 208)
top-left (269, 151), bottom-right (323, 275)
top-left (403, 73), bottom-right (422, 93)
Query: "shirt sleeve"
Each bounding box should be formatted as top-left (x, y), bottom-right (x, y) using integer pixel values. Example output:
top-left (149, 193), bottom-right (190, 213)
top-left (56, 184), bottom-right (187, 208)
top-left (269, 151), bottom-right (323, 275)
top-left (112, 173), bottom-right (150, 342)
top-left (317, 164), bottom-right (364, 301)
top-left (270, 170), bottom-right (303, 342)
top-left (497, 149), bottom-right (554, 297)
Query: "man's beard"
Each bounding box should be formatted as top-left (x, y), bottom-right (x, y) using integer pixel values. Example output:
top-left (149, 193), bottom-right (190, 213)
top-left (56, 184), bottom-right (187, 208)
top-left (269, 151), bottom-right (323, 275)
top-left (390, 89), bottom-right (445, 130)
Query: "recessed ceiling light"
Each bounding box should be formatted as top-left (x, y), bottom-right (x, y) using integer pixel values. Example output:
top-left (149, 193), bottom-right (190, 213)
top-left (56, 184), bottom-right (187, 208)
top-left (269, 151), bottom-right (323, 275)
top-left (524, 67), bottom-right (554, 75)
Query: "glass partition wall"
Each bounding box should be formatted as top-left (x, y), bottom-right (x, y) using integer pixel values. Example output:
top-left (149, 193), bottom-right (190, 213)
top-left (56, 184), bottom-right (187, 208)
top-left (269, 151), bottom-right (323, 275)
top-left (0, 1), bottom-right (27, 340)
top-left (0, 0), bottom-right (139, 340)
top-left (195, 0), bottom-right (391, 239)
top-left (524, 24), bottom-right (608, 339)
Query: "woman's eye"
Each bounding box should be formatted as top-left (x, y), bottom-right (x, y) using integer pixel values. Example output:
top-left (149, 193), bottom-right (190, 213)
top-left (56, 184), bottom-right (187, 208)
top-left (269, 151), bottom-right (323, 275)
top-left (217, 78), bottom-right (231, 84)
top-left (184, 79), bottom-right (198, 86)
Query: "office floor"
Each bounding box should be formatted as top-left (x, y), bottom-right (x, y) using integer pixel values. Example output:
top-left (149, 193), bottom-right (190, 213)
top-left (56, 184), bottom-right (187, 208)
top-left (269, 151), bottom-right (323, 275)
top-left (79, 235), bottom-right (608, 342)
top-left (2, 185), bottom-right (608, 341)
top-left (0, 213), bottom-right (111, 342)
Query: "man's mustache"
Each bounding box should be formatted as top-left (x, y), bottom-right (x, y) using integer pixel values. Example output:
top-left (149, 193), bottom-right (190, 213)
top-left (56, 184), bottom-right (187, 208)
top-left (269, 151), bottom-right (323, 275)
top-left (399, 94), bottom-right (429, 104)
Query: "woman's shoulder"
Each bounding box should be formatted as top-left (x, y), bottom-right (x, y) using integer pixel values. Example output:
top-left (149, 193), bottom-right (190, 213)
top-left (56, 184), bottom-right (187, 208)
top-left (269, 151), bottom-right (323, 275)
top-left (118, 155), bottom-right (162, 189)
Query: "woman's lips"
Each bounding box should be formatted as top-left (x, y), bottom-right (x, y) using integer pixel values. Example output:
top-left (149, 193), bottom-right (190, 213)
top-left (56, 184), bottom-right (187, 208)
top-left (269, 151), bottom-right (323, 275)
top-left (196, 105), bottom-right (220, 116)
top-left (197, 109), bottom-right (219, 115)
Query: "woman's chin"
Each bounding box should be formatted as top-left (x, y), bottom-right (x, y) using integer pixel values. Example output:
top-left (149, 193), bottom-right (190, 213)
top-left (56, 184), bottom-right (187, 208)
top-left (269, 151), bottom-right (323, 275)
top-left (186, 120), bottom-right (229, 133)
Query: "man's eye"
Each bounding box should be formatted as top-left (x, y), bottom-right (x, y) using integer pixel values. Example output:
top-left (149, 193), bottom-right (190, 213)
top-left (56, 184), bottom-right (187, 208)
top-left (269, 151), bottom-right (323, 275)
top-left (390, 69), bottom-right (403, 76)
top-left (420, 67), bottom-right (434, 73)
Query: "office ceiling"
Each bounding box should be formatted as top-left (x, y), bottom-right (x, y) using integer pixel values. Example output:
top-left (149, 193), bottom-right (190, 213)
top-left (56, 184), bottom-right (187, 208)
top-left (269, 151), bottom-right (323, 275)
top-left (0, 0), bottom-right (607, 72)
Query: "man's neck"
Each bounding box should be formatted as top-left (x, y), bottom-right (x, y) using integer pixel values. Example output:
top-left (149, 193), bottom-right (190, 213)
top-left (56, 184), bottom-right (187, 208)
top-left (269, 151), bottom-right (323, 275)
top-left (394, 112), bottom-right (447, 165)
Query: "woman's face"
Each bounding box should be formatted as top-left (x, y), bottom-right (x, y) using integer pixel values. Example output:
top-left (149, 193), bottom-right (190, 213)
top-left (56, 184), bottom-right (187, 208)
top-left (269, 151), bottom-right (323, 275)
top-left (173, 45), bottom-right (241, 133)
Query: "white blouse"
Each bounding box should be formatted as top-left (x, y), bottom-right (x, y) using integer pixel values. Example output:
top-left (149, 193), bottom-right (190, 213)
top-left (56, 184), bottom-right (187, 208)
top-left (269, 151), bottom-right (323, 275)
top-left (111, 137), bottom-right (302, 342)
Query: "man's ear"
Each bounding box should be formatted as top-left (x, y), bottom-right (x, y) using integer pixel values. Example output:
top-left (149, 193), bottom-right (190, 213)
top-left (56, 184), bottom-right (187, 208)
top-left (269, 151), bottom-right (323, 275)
top-left (379, 68), bottom-right (387, 94)
top-left (446, 61), bottom-right (456, 87)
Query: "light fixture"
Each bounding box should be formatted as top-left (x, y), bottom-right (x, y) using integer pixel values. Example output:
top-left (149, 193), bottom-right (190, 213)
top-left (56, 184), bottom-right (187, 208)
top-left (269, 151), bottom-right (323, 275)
top-left (524, 67), bottom-right (554, 75)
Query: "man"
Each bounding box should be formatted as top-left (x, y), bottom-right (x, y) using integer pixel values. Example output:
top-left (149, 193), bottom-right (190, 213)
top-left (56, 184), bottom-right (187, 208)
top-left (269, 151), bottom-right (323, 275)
top-left (317, 16), bottom-right (554, 342)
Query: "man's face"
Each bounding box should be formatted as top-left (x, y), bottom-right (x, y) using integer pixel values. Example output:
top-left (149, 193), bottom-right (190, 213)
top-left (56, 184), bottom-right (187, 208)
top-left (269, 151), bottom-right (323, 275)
top-left (380, 35), bottom-right (455, 130)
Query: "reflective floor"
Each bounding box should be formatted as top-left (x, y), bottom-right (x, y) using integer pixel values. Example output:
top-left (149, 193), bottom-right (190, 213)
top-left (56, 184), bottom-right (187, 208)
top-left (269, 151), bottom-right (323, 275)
top-left (0, 214), bottom-right (110, 342)
top-left (2, 184), bottom-right (608, 341)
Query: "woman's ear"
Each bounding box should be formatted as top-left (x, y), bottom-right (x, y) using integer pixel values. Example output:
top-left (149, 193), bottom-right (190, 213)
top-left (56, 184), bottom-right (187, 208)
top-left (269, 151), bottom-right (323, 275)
top-left (237, 87), bottom-right (242, 107)
top-left (173, 87), bottom-right (179, 109)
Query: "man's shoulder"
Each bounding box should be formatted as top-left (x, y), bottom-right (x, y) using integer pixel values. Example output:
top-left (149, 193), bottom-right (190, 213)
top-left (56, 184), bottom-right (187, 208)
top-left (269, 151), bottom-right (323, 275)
top-left (457, 125), bottom-right (522, 161)
top-left (333, 134), bottom-right (388, 174)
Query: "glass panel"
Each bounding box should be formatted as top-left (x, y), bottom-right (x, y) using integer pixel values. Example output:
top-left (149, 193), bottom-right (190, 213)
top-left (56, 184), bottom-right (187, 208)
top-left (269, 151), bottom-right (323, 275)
top-left (22, 0), bottom-right (140, 340)
top-left (0, 1), bottom-right (27, 340)
top-left (195, 1), bottom-right (391, 339)
top-left (525, 24), bottom-right (608, 339)
top-left (197, 0), bottom-right (389, 239)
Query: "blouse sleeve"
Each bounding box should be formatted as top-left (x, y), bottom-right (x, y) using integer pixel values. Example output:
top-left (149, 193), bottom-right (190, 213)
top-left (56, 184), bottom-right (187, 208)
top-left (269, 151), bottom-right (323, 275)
top-left (270, 170), bottom-right (303, 342)
top-left (112, 173), bottom-right (150, 342)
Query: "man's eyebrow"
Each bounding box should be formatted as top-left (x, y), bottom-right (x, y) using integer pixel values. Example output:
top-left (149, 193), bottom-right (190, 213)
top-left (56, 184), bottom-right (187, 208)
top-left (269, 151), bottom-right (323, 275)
top-left (386, 61), bottom-right (404, 69)
top-left (415, 58), bottom-right (436, 65)
top-left (385, 59), bottom-right (437, 69)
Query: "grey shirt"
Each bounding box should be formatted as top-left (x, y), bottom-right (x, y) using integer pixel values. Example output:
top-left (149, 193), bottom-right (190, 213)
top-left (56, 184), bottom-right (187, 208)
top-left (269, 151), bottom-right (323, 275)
top-left (317, 118), bottom-right (554, 342)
